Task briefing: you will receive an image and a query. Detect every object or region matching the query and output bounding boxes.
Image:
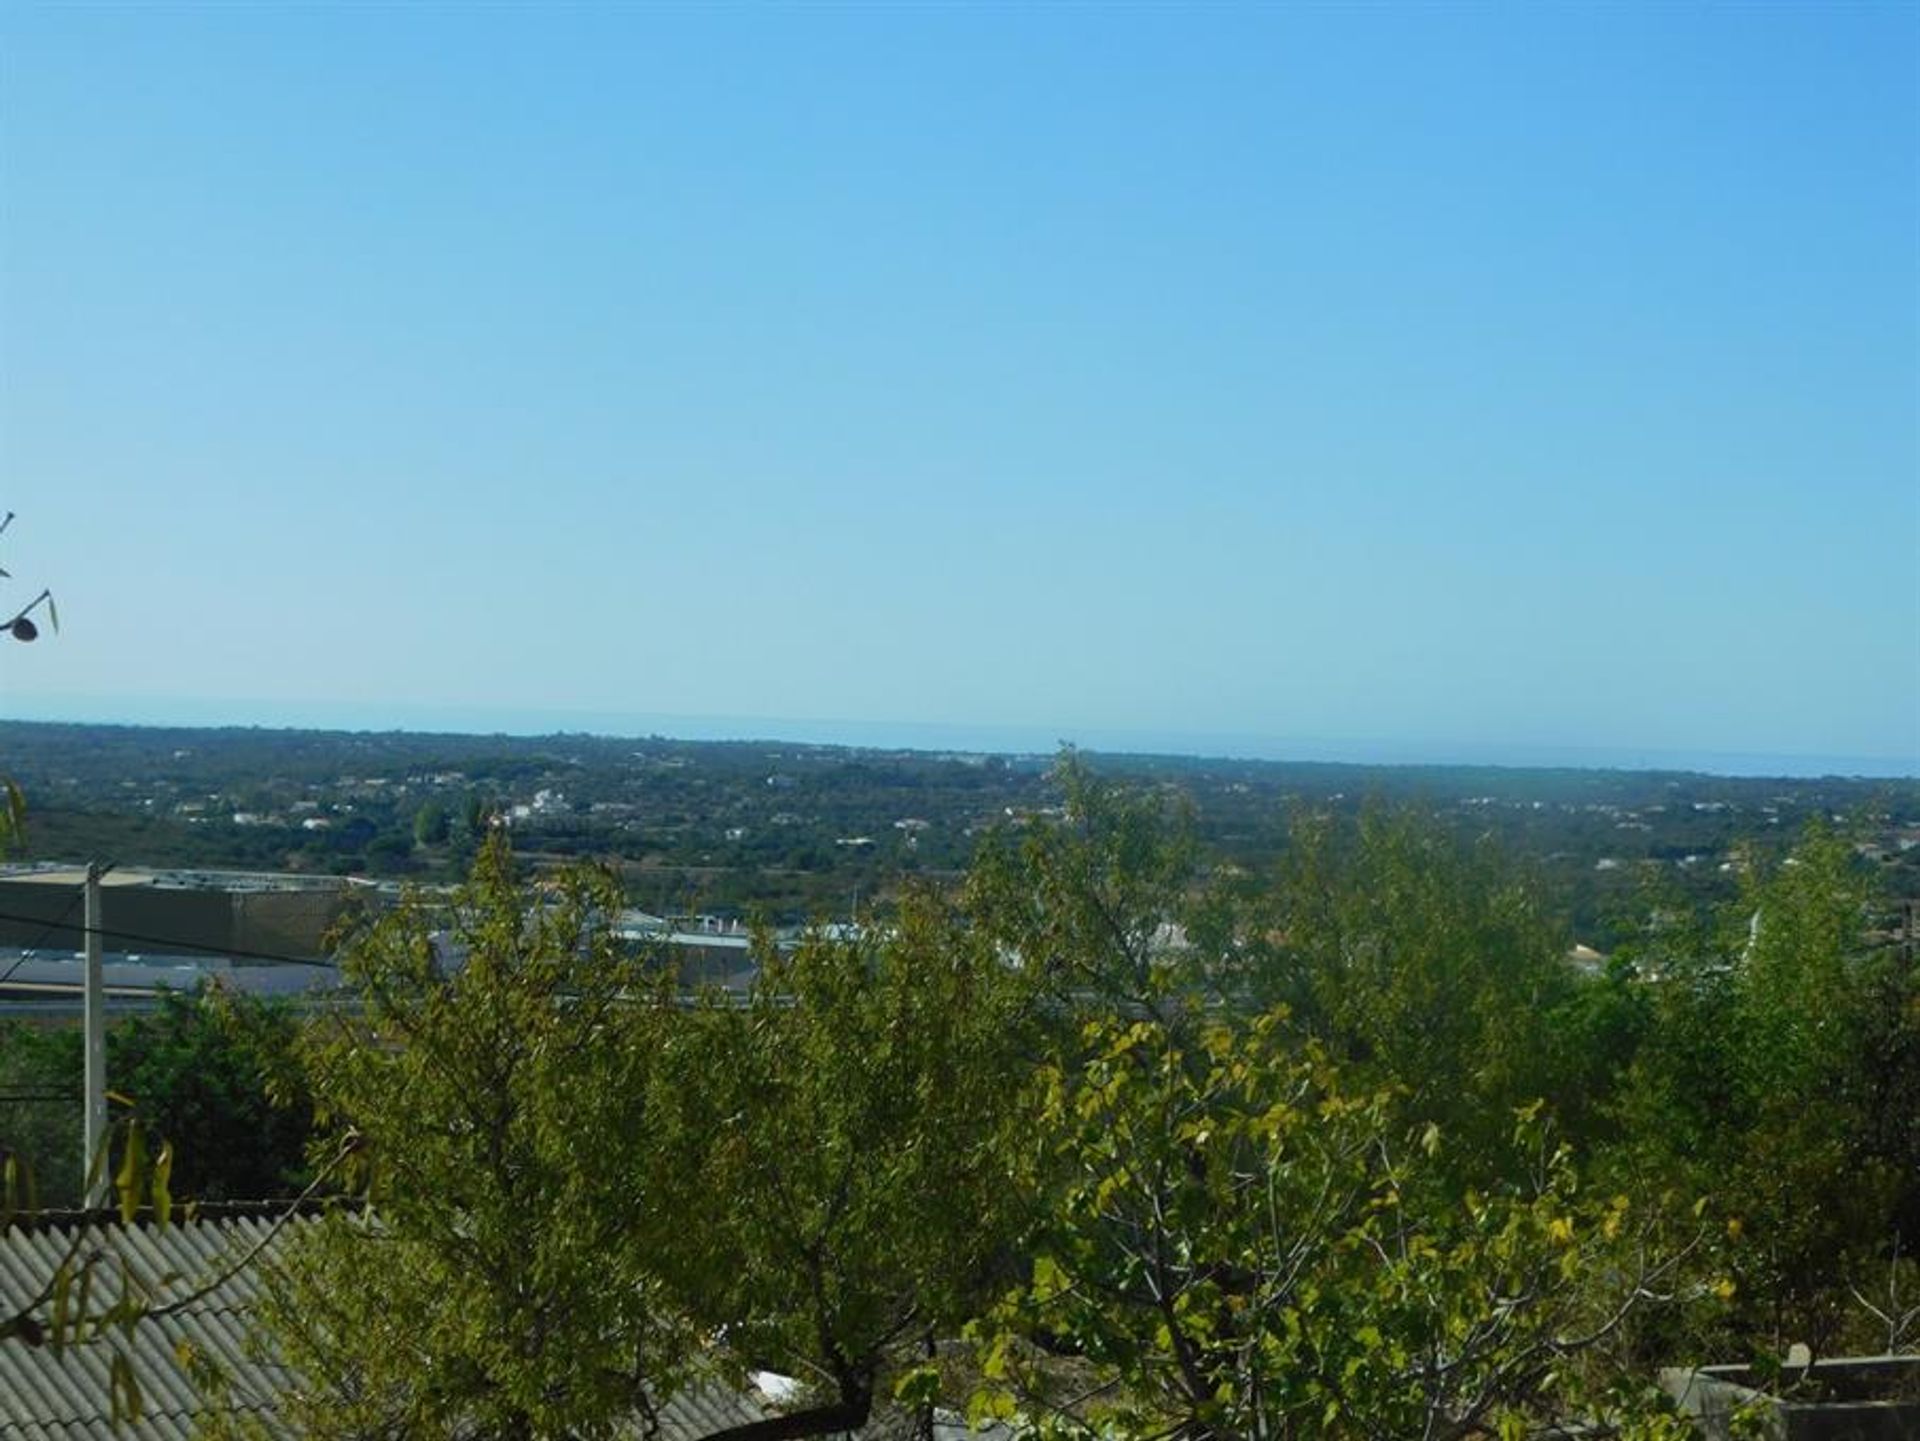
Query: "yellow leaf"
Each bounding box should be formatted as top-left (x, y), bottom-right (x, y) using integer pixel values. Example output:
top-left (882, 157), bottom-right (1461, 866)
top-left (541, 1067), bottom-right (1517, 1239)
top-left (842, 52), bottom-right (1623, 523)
top-left (114, 1124), bottom-right (148, 1224)
top-left (150, 1142), bottom-right (174, 1228)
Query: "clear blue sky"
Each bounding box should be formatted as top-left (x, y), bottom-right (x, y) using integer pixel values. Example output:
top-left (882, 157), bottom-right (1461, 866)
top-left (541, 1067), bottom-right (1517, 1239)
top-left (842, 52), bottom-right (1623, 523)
top-left (2, 2), bottom-right (1914, 774)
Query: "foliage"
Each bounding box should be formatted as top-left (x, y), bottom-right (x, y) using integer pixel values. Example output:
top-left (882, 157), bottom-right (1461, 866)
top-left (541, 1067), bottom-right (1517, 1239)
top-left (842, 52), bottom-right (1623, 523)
top-left (970, 760), bottom-right (1618, 1181)
top-left (414, 799), bottom-right (451, 847)
top-left (0, 1021), bottom-right (84, 1206)
top-left (645, 895), bottom-right (1039, 1435)
top-left (0, 776), bottom-right (22, 857)
top-left (222, 845), bottom-right (1042, 1441)
top-left (241, 835), bottom-right (693, 1440)
top-left (960, 773), bottom-right (1705, 1439)
top-left (11, 716), bottom-right (1908, 928)
top-left (0, 989), bottom-right (311, 1208)
top-left (967, 751), bottom-right (1209, 1008)
top-left (114, 988), bottom-right (313, 1200)
top-left (977, 1007), bottom-right (1698, 1440)
top-left (1604, 821), bottom-right (1912, 1353)
top-left (1258, 805), bottom-right (1589, 1178)
top-left (7, 753), bottom-right (1907, 1439)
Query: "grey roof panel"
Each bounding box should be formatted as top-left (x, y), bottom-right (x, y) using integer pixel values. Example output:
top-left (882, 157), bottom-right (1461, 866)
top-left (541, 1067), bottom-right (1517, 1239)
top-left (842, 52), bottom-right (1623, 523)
top-left (0, 1211), bottom-right (307, 1441)
top-left (640, 1384), bottom-right (775, 1441)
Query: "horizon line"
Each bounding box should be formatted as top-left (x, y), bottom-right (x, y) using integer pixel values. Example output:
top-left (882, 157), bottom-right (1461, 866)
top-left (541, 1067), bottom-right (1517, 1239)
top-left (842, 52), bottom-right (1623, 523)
top-left (4, 693), bottom-right (1915, 782)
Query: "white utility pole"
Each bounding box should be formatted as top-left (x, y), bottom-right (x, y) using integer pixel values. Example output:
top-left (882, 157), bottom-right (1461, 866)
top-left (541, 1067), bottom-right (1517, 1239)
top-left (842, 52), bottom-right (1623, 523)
top-left (83, 861), bottom-right (108, 1208)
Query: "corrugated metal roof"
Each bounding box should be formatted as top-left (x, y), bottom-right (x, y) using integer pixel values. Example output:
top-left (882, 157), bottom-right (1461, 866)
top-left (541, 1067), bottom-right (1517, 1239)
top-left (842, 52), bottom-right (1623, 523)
top-left (637, 1385), bottom-right (775, 1441)
top-left (0, 1210), bottom-right (299, 1440)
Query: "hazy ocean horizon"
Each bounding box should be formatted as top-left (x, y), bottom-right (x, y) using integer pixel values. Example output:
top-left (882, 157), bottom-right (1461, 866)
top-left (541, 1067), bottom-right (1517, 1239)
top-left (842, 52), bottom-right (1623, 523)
top-left (6, 692), bottom-right (1913, 781)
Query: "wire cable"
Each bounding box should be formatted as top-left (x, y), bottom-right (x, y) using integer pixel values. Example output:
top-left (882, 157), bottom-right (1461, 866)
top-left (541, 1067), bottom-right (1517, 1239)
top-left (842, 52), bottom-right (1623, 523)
top-left (0, 887), bottom-right (88, 991)
top-left (0, 909), bottom-right (343, 972)
top-left (0, 859), bottom-right (117, 987)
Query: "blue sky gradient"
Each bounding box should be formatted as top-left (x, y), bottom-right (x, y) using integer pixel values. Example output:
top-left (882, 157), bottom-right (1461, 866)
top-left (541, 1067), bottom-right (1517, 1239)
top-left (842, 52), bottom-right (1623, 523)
top-left (2, 3), bottom-right (1914, 773)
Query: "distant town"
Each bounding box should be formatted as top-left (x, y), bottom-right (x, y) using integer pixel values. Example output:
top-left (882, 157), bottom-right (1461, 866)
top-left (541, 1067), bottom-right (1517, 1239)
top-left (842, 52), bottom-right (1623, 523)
top-left (4, 718), bottom-right (1915, 951)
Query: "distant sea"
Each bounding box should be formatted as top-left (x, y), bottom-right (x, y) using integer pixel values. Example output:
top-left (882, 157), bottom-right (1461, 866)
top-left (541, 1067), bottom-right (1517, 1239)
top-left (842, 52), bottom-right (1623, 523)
top-left (6, 692), bottom-right (1914, 780)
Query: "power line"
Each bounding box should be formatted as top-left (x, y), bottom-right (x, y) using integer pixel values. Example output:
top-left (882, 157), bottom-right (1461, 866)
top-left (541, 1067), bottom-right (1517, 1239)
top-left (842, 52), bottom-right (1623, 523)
top-left (0, 910), bottom-right (342, 972)
top-left (0, 886), bottom-right (88, 991)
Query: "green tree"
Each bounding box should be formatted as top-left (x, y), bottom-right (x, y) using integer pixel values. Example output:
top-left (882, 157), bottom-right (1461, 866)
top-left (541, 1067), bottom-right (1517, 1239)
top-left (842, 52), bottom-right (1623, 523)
top-left (961, 757), bottom-right (1702, 1437)
top-left (414, 799), bottom-right (451, 847)
top-left (223, 847), bottom-right (1041, 1441)
top-left (0, 990), bottom-right (311, 1209)
top-left (0, 1021), bottom-right (82, 1206)
top-left (969, 760), bottom-right (1597, 1179)
top-left (966, 751), bottom-right (1209, 1011)
top-left (644, 895), bottom-right (1040, 1439)
top-left (978, 1007), bottom-right (1698, 1441)
top-left (1606, 822), bottom-right (1899, 1352)
top-left (242, 837), bottom-right (695, 1440)
top-left (1259, 805), bottom-right (1585, 1177)
top-left (113, 988), bottom-right (313, 1201)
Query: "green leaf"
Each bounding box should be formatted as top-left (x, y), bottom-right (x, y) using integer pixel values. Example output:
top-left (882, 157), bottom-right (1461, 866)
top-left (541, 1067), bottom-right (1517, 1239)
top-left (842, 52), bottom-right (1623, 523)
top-left (967, 1388), bottom-right (1017, 1426)
top-left (3, 1151), bottom-right (33, 1215)
top-left (73, 1264), bottom-right (94, 1347)
top-left (115, 1123), bottom-right (148, 1224)
top-left (1032, 1252), bottom-right (1070, 1301)
top-left (980, 1331), bottom-right (1011, 1381)
top-left (84, 1123), bottom-right (113, 1202)
top-left (150, 1142), bottom-right (173, 1228)
top-left (893, 1363), bottom-right (942, 1409)
top-left (109, 1350), bottom-right (143, 1423)
top-left (48, 1265), bottom-right (70, 1355)
top-left (0, 779), bottom-right (24, 854)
